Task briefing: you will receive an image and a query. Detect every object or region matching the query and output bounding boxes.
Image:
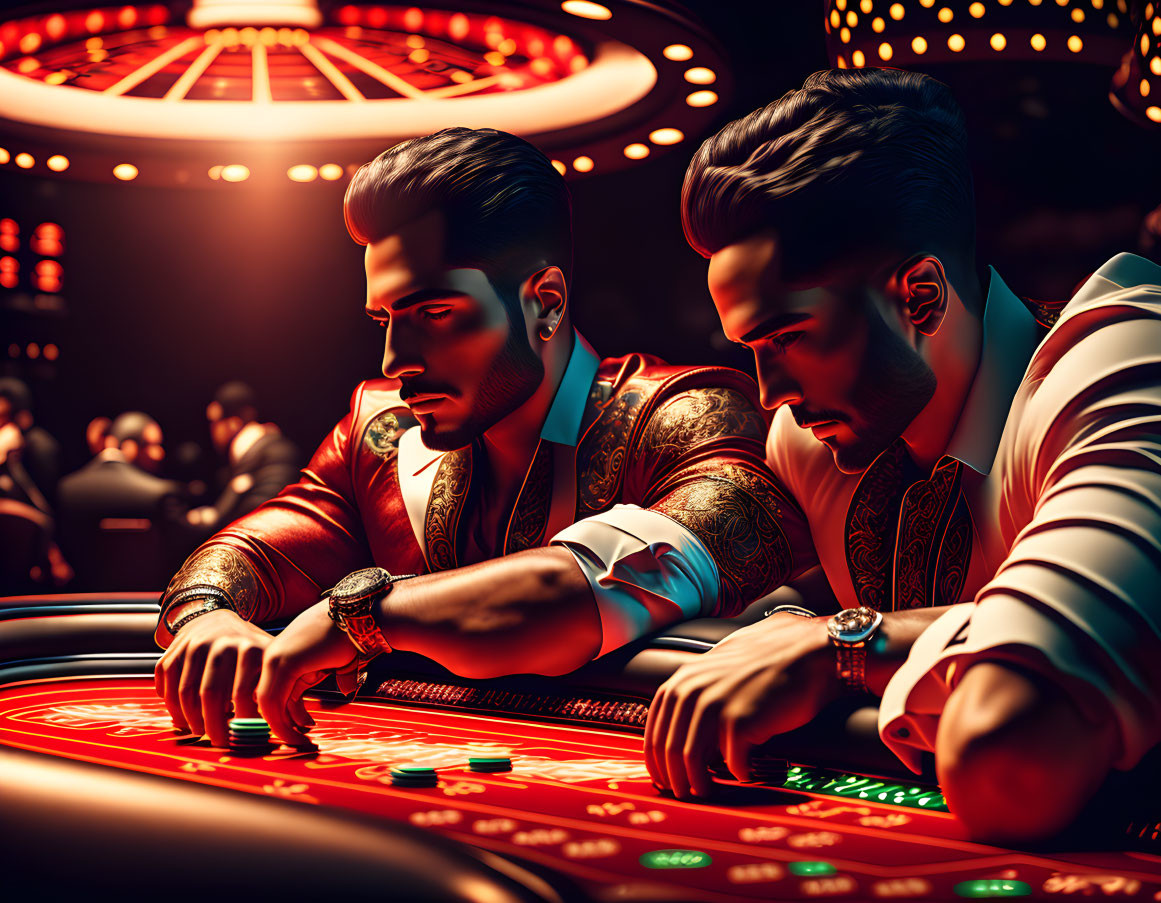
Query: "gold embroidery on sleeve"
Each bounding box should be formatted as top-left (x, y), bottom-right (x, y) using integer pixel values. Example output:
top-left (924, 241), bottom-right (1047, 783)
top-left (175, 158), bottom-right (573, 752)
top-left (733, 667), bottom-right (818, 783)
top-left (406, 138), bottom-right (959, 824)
top-left (163, 546), bottom-right (260, 619)
top-left (653, 464), bottom-right (794, 616)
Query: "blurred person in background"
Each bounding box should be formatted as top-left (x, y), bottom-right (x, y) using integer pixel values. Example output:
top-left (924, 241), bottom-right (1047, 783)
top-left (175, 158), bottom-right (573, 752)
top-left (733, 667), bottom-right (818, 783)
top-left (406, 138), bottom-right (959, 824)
top-left (0, 377), bottom-right (60, 507)
top-left (186, 382), bottom-right (301, 533)
top-left (57, 412), bottom-right (191, 591)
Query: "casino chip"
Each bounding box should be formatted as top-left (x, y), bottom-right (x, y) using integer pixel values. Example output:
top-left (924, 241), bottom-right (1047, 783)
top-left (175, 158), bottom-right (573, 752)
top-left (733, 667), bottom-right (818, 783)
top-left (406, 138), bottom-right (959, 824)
top-left (468, 756), bottom-right (512, 774)
top-left (228, 717), bottom-right (272, 754)
top-left (390, 765), bottom-right (439, 788)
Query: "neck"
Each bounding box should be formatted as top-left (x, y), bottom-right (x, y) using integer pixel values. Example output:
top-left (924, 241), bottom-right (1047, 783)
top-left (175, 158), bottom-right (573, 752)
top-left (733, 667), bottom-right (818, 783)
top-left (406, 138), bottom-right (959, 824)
top-left (480, 329), bottom-right (573, 486)
top-left (901, 283), bottom-right (984, 470)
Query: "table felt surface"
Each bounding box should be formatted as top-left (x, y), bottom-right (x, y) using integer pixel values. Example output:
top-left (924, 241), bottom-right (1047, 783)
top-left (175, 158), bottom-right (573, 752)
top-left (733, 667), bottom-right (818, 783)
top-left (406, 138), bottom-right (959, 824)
top-left (2, 677), bottom-right (1159, 901)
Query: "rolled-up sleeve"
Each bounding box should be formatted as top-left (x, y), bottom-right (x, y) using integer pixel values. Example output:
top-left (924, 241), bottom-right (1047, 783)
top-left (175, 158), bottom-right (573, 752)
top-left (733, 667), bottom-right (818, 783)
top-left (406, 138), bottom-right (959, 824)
top-left (880, 303), bottom-right (1161, 772)
top-left (552, 504), bottom-right (719, 656)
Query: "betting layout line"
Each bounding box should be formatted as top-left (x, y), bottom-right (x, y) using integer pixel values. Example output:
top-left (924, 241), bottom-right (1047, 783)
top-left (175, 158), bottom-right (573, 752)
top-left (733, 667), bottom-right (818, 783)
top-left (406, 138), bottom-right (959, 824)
top-left (4, 718), bottom-right (1160, 884)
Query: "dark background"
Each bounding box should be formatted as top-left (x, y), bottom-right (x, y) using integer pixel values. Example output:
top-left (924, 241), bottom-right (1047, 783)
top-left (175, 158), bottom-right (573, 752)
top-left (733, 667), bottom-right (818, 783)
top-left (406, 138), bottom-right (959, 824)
top-left (3, 0), bottom-right (1160, 475)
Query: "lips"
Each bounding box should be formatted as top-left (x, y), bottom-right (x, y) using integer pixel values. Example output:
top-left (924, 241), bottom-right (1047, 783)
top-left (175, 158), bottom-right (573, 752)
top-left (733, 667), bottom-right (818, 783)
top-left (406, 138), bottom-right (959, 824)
top-left (404, 394), bottom-right (447, 415)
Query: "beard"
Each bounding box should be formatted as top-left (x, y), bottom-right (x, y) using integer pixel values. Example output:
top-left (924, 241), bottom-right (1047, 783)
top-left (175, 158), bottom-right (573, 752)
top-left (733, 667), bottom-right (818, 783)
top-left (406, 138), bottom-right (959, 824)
top-left (831, 306), bottom-right (937, 474)
top-left (418, 325), bottom-right (545, 452)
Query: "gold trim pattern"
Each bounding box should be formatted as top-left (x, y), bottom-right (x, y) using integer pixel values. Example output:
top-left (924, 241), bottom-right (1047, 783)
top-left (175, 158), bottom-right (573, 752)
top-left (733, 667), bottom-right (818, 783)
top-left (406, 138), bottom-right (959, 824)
top-left (162, 546), bottom-right (261, 620)
top-left (653, 463), bottom-right (795, 616)
top-left (637, 388), bottom-right (768, 478)
top-left (424, 446), bottom-right (472, 571)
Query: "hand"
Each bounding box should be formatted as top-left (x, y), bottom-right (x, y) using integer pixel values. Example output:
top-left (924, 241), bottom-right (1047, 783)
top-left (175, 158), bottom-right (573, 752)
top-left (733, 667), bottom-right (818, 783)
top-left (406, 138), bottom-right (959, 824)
top-left (644, 613), bottom-right (839, 799)
top-left (154, 609), bottom-right (273, 746)
top-left (257, 600), bottom-right (363, 746)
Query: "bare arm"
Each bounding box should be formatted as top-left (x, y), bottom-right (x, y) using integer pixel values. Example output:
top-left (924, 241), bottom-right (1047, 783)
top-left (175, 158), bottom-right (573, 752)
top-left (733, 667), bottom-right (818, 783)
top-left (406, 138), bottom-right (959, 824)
top-left (377, 546), bottom-right (601, 678)
top-left (864, 605), bottom-right (955, 696)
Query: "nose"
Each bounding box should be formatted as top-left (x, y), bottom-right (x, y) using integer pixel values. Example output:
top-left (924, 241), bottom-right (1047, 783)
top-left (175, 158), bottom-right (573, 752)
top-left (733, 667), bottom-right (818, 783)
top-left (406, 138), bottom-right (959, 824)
top-left (381, 320), bottom-right (424, 381)
top-left (754, 353), bottom-right (803, 412)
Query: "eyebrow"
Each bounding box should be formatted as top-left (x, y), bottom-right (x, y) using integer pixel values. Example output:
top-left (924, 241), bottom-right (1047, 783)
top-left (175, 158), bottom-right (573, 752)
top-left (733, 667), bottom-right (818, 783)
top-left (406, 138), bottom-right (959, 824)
top-left (737, 311), bottom-right (812, 344)
top-left (365, 289), bottom-right (462, 318)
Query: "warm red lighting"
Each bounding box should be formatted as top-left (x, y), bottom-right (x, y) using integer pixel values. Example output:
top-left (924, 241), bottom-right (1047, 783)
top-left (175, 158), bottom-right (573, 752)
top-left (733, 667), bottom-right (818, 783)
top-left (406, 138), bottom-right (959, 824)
top-left (220, 164), bottom-right (250, 182)
top-left (890, 2), bottom-right (906, 19)
top-left (0, 256), bottom-right (16, 271)
top-left (15, 153), bottom-right (34, 169)
top-left (46, 155), bottom-right (69, 172)
top-left (948, 33), bottom-right (966, 51)
top-left (43, 343), bottom-right (59, 361)
top-left (912, 36), bottom-right (928, 53)
top-left (45, 15), bottom-right (66, 40)
top-left (0, 219), bottom-right (16, 234)
top-left (0, 236), bottom-right (16, 253)
top-left (319, 163), bottom-right (344, 181)
top-left (649, 127), bottom-right (684, 145)
top-left (26, 343), bottom-right (40, 359)
top-left (1148, 105), bottom-right (1161, 122)
top-left (623, 143), bottom-right (649, 159)
top-left (35, 260), bottom-right (62, 278)
top-left (0, 149), bottom-right (9, 165)
top-left (684, 67), bottom-right (716, 85)
top-left (1068, 35), bottom-right (1083, 52)
top-left (852, 49), bottom-right (866, 66)
top-left (7, 344), bottom-right (19, 358)
top-left (288, 164), bottom-right (318, 182)
top-left (878, 42), bottom-right (893, 60)
top-left (1031, 33), bottom-right (1047, 50)
top-left (686, 90), bottom-right (718, 107)
top-left (663, 44), bottom-right (693, 61)
top-left (550, 160), bottom-right (566, 175)
top-left (561, 1), bottom-right (612, 21)
top-left (990, 33), bottom-right (1007, 51)
top-left (572, 155), bottom-right (594, 172)
top-left (113, 163), bottom-right (138, 180)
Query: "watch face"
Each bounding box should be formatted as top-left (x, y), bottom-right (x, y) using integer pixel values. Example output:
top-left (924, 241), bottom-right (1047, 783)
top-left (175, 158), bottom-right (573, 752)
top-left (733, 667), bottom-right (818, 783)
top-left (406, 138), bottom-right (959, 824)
top-left (331, 567), bottom-right (391, 603)
top-left (827, 607), bottom-right (883, 644)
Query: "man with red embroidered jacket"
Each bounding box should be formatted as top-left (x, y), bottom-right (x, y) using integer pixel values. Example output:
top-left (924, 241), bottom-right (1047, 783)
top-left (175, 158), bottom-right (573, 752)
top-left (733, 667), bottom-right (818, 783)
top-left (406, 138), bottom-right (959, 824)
top-left (154, 128), bottom-right (813, 748)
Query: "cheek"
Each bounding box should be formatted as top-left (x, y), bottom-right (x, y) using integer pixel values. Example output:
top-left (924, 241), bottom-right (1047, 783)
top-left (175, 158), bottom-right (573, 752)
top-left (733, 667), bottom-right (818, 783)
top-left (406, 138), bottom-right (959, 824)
top-left (429, 309), bottom-right (511, 379)
top-left (796, 323), bottom-right (869, 403)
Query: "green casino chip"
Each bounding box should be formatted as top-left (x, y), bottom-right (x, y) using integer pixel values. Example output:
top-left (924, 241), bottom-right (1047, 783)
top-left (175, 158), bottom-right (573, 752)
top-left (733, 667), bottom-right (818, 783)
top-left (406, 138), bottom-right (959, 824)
top-left (229, 718), bottom-right (270, 728)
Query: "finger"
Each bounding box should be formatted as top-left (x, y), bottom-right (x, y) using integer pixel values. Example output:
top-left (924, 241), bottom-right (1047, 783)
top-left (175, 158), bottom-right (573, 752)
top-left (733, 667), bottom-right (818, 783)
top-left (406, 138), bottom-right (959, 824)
top-left (722, 703), bottom-right (758, 783)
top-left (158, 643), bottom-right (191, 733)
top-left (289, 689), bottom-right (315, 732)
top-left (664, 679), bottom-right (704, 800)
top-left (232, 645), bottom-right (263, 719)
top-left (200, 643), bottom-right (238, 748)
top-left (178, 643), bottom-right (210, 736)
top-left (644, 682), bottom-right (678, 791)
top-left (256, 654), bottom-right (309, 746)
top-left (684, 696), bottom-right (724, 798)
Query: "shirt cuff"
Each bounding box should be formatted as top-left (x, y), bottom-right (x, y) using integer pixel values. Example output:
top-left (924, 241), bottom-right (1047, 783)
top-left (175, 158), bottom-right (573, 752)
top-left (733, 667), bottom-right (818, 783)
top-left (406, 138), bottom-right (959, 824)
top-left (878, 597), bottom-right (1143, 773)
top-left (550, 504), bottom-right (720, 657)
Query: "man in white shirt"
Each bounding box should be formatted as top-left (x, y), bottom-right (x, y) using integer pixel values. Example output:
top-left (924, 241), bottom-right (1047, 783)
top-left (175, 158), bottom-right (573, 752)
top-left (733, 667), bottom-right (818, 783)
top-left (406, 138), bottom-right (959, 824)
top-left (644, 67), bottom-right (1161, 843)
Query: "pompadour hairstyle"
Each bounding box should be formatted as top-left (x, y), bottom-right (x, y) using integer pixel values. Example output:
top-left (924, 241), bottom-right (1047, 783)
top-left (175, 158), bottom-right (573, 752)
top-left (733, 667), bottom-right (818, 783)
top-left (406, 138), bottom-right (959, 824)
top-left (682, 68), bottom-right (975, 282)
top-left (344, 128), bottom-right (573, 293)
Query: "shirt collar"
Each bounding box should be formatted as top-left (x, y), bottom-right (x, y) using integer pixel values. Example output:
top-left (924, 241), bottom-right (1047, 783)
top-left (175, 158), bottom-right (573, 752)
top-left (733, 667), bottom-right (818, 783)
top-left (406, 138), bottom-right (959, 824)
top-left (540, 329), bottom-right (601, 447)
top-left (945, 266), bottom-right (1041, 475)
top-left (1069, 251), bottom-right (1161, 305)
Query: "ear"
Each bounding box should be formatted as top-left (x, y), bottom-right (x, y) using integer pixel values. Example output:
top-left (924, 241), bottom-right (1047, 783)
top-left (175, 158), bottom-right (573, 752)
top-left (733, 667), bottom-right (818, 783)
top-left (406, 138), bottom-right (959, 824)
top-left (894, 256), bottom-right (949, 337)
top-left (521, 266), bottom-right (568, 341)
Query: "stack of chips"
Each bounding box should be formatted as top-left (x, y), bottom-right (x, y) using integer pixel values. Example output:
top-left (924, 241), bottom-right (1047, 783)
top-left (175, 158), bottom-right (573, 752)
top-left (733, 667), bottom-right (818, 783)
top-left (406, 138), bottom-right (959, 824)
top-left (468, 755), bottom-right (512, 774)
top-left (228, 717), bottom-right (273, 754)
top-left (390, 765), bottom-right (439, 788)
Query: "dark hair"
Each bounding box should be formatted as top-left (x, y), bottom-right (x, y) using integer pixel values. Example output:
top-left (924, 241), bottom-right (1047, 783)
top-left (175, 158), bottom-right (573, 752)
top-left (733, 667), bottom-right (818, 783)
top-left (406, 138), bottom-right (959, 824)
top-left (0, 377), bottom-right (32, 413)
top-left (682, 68), bottom-right (975, 283)
top-left (109, 411), bottom-right (159, 444)
top-left (213, 381), bottom-right (257, 420)
top-left (344, 128), bottom-right (572, 297)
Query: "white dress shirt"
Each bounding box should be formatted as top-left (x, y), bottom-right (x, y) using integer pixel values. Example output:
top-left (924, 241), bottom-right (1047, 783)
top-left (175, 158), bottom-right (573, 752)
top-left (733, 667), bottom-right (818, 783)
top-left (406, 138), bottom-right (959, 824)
top-left (767, 253), bottom-right (1161, 772)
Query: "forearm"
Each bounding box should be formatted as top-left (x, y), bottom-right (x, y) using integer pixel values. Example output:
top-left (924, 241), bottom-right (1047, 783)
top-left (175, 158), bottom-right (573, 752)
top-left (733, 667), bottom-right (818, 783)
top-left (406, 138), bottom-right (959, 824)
top-left (864, 605), bottom-right (955, 697)
top-left (377, 547), bottom-right (601, 678)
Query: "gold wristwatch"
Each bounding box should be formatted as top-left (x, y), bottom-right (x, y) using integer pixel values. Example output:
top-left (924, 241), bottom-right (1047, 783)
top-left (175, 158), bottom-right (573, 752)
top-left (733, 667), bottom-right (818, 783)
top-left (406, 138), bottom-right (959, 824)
top-left (826, 606), bottom-right (883, 693)
top-left (326, 567), bottom-right (412, 658)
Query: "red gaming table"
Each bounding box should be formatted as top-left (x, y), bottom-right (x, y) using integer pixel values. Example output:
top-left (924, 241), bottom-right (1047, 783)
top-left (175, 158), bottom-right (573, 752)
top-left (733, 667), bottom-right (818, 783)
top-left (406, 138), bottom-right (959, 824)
top-left (1, 593), bottom-right (1159, 901)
